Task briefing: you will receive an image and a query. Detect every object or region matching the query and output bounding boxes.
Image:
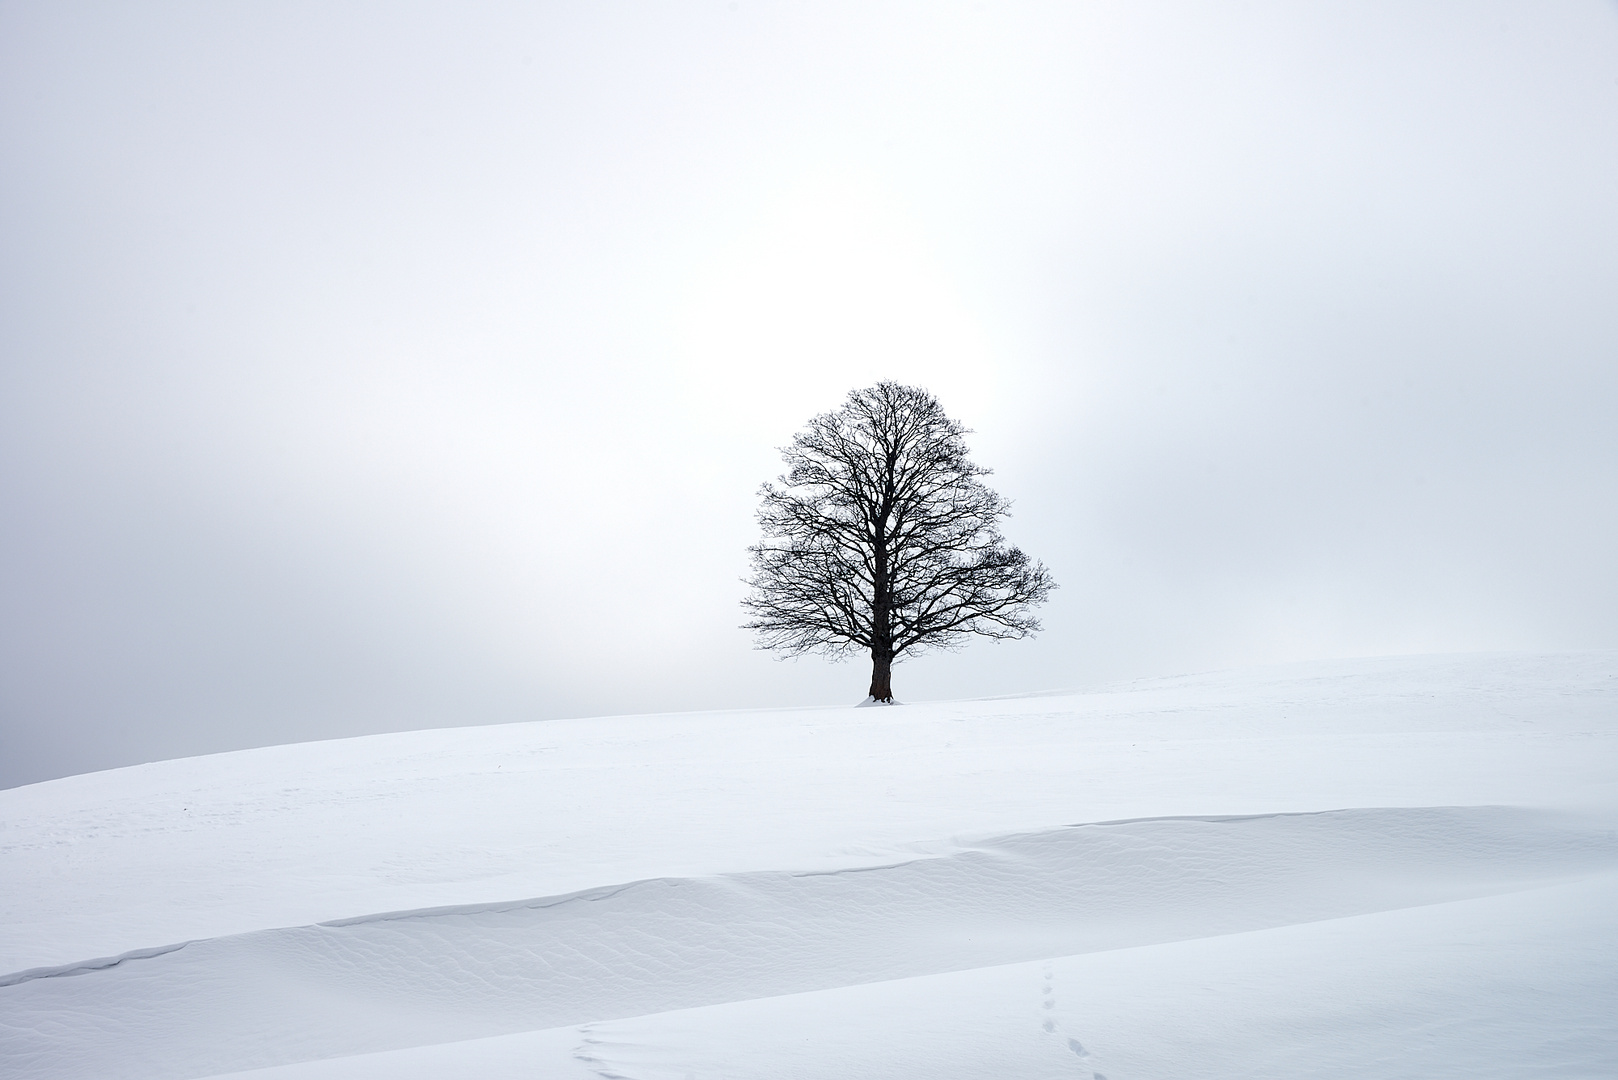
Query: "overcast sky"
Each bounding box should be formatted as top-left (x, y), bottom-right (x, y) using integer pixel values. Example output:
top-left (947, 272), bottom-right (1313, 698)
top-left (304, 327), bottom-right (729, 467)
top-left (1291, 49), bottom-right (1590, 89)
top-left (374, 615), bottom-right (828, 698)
top-left (2, 1), bottom-right (1615, 789)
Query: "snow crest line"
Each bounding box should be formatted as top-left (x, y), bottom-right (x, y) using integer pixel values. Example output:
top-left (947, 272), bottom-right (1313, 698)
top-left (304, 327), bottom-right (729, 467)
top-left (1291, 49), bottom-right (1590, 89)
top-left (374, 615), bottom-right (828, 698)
top-left (0, 862), bottom-right (963, 989)
top-left (0, 879), bottom-right (683, 987)
top-left (319, 879), bottom-right (644, 926)
top-left (0, 942), bottom-right (190, 988)
top-left (1065, 804), bottom-right (1508, 829)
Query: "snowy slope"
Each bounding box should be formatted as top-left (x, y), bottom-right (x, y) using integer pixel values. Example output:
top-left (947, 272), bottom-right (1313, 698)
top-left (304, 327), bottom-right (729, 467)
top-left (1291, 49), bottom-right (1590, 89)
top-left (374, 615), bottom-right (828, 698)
top-left (2, 652), bottom-right (1615, 1079)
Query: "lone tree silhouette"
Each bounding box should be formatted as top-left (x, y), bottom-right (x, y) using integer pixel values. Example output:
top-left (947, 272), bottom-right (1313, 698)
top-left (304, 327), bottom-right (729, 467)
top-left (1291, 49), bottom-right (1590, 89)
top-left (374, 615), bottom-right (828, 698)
top-left (743, 382), bottom-right (1055, 703)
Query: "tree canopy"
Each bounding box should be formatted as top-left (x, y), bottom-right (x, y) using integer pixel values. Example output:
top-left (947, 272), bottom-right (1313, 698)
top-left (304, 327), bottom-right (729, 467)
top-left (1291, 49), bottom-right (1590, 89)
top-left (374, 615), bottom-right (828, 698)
top-left (743, 382), bottom-right (1054, 702)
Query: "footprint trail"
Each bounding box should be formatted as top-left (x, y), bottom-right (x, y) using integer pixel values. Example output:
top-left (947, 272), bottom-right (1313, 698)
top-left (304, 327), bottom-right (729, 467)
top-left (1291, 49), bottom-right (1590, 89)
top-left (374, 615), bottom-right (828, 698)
top-left (1039, 960), bottom-right (1110, 1079)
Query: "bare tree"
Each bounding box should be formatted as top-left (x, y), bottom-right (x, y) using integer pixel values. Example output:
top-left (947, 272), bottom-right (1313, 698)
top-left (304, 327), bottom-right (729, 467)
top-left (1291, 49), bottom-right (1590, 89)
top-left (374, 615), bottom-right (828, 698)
top-left (743, 382), bottom-right (1055, 703)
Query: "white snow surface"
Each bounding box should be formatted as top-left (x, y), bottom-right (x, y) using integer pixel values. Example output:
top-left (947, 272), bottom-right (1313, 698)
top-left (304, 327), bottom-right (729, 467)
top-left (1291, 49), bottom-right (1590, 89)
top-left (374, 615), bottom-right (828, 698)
top-left (2, 651), bottom-right (1615, 1079)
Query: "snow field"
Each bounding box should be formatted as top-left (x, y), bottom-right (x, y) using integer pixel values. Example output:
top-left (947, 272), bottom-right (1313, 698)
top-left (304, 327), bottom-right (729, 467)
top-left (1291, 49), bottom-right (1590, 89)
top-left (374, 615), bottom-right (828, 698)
top-left (1, 651), bottom-right (1615, 1078)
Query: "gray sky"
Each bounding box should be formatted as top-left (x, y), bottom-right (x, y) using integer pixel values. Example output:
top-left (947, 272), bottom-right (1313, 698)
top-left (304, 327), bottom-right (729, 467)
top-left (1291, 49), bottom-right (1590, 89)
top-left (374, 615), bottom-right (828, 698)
top-left (3, 1), bottom-right (1616, 789)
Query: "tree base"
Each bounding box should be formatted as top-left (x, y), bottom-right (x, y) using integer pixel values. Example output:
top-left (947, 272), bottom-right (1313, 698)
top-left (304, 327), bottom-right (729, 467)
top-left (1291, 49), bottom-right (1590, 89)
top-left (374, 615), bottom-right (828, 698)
top-left (854, 696), bottom-right (904, 707)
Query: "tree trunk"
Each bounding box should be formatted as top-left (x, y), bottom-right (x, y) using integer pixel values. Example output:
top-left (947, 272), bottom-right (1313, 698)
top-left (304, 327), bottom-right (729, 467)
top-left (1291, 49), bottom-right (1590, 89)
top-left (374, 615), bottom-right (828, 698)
top-left (868, 649), bottom-right (894, 702)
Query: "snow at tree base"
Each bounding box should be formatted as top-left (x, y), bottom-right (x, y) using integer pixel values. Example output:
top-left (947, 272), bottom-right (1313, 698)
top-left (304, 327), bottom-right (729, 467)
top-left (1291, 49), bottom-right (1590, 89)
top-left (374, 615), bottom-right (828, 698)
top-left (2, 652), bottom-right (1615, 1079)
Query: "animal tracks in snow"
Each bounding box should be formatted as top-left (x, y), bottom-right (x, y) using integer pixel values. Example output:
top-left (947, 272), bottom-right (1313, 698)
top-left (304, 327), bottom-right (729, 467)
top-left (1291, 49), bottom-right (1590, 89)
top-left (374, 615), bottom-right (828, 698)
top-left (1038, 961), bottom-right (1109, 1079)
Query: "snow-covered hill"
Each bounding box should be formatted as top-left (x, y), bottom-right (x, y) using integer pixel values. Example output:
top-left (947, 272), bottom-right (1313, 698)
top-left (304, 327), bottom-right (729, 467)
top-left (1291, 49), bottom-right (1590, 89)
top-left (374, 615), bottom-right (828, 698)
top-left (3, 652), bottom-right (1615, 1079)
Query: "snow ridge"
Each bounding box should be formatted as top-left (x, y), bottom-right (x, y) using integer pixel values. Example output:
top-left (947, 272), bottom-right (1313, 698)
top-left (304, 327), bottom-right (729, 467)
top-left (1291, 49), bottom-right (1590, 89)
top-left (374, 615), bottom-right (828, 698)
top-left (3, 805), bottom-right (1613, 1080)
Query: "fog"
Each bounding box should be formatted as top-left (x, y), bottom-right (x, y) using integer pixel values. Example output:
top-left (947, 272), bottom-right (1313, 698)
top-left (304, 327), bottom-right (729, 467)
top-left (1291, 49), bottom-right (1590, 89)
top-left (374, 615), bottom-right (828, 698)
top-left (3, 1), bottom-right (1615, 789)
